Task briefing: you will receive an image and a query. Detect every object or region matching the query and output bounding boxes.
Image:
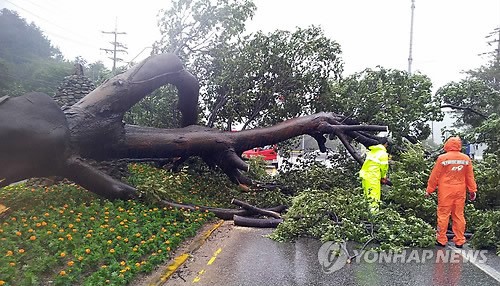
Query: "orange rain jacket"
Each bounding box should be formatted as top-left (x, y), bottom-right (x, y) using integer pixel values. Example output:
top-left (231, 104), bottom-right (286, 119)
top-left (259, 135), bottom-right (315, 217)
top-left (426, 137), bottom-right (477, 203)
top-left (426, 137), bottom-right (477, 246)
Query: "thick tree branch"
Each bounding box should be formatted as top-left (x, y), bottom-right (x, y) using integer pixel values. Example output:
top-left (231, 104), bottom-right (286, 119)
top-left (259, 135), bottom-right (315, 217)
top-left (441, 104), bottom-right (488, 119)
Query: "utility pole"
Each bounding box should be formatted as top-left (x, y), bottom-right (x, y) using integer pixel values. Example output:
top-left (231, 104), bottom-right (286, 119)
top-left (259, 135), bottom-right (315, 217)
top-left (101, 20), bottom-right (127, 73)
top-left (408, 0), bottom-right (416, 74)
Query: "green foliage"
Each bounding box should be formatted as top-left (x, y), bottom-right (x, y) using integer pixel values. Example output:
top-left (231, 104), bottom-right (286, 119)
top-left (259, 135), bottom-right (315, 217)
top-left (202, 26), bottom-right (343, 129)
top-left (268, 190), bottom-right (435, 252)
top-left (124, 86), bottom-right (182, 128)
top-left (275, 148), bottom-right (359, 193)
top-left (128, 161), bottom-right (290, 208)
top-left (321, 68), bottom-right (443, 143)
top-left (472, 153), bottom-right (500, 209)
top-left (0, 9), bottom-right (72, 96)
top-left (436, 79), bottom-right (499, 130)
top-left (384, 144), bottom-right (437, 224)
top-left (270, 143), bottom-right (500, 253)
top-left (466, 205), bottom-right (500, 254)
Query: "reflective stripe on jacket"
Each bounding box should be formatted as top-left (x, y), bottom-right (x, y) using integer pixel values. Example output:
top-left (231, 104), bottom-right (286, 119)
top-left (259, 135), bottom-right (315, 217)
top-left (359, 144), bottom-right (389, 181)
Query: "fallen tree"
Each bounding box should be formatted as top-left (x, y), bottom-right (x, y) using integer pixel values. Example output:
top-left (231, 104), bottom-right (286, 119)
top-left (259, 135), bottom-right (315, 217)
top-left (0, 53), bottom-right (387, 200)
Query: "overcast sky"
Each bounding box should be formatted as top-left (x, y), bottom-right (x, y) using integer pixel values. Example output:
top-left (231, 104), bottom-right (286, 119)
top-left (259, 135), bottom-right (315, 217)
top-left (1, 0), bottom-right (499, 141)
top-left (1, 0), bottom-right (498, 88)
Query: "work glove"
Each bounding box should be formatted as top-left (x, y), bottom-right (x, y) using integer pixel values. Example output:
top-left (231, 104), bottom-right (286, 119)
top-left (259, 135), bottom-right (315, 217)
top-left (469, 192), bottom-right (477, 201)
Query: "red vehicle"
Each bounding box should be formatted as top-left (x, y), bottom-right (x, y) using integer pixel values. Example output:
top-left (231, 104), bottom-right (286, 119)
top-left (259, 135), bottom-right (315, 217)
top-left (242, 145), bottom-right (278, 167)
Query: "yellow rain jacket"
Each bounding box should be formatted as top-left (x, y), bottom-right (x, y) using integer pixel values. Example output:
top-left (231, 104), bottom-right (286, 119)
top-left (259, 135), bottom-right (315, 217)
top-left (359, 144), bottom-right (389, 211)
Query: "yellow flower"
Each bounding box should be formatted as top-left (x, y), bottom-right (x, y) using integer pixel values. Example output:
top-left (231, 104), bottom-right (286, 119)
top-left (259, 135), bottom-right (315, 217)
top-left (68, 224), bottom-right (74, 228)
top-left (86, 234), bottom-right (92, 238)
top-left (6, 250), bottom-right (13, 256)
top-left (18, 249), bottom-right (25, 253)
top-left (101, 265), bottom-right (107, 269)
top-left (9, 262), bottom-right (15, 266)
top-left (0, 280), bottom-right (6, 285)
top-left (120, 261), bottom-right (126, 266)
top-left (78, 256), bottom-right (84, 261)
top-left (60, 252), bottom-right (66, 257)
top-left (85, 249), bottom-right (91, 254)
top-left (109, 249), bottom-right (115, 253)
top-left (67, 261), bottom-right (74, 266)
top-left (59, 270), bottom-right (66, 276)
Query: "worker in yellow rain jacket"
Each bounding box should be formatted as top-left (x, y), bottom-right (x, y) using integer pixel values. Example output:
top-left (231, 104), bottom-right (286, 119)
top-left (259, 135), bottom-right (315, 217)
top-left (359, 138), bottom-right (389, 212)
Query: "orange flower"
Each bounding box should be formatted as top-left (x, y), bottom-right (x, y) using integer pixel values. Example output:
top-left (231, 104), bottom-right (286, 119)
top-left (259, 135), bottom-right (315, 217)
top-left (78, 256), bottom-right (84, 261)
top-left (15, 231), bottom-right (21, 236)
top-left (59, 270), bottom-right (66, 276)
top-left (60, 252), bottom-right (66, 257)
top-left (18, 249), bottom-right (25, 253)
top-left (6, 250), bottom-right (13, 256)
top-left (29, 235), bottom-right (36, 241)
top-left (67, 261), bottom-right (74, 266)
top-left (85, 249), bottom-right (91, 254)
top-left (9, 262), bottom-right (15, 266)
top-left (0, 280), bottom-right (6, 285)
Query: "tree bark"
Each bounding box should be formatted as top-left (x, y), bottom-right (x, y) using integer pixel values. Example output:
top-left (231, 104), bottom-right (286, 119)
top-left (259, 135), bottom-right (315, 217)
top-left (0, 53), bottom-right (388, 200)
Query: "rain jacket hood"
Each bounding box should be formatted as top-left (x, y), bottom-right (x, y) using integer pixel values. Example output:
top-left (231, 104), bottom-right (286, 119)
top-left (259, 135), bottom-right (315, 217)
top-left (444, 137), bottom-right (462, 152)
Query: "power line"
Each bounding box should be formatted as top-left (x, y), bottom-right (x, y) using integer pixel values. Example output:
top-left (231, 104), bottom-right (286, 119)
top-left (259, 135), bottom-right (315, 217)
top-left (3, 0), bottom-right (100, 50)
top-left (100, 19), bottom-right (127, 72)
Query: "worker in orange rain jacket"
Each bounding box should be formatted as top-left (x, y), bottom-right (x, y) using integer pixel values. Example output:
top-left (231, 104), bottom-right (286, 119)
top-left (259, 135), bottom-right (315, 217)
top-left (426, 136), bottom-right (477, 248)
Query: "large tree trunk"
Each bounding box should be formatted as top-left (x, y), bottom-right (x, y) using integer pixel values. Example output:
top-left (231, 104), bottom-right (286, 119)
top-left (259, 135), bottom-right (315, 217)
top-left (0, 53), bottom-right (387, 200)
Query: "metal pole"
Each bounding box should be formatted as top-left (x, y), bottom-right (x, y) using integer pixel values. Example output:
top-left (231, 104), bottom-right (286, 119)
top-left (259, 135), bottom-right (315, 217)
top-left (408, 0), bottom-right (415, 74)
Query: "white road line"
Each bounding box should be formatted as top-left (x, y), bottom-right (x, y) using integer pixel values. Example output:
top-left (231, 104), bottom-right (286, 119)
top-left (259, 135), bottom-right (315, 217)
top-left (449, 245), bottom-right (500, 283)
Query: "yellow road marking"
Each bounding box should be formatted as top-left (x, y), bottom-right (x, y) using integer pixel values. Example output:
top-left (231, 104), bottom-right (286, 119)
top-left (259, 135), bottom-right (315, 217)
top-left (151, 253), bottom-right (190, 286)
top-left (192, 247), bottom-right (223, 283)
top-left (149, 220), bottom-right (224, 286)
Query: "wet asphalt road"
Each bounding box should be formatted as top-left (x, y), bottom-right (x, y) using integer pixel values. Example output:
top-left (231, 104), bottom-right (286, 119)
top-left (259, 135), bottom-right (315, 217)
top-left (166, 222), bottom-right (500, 286)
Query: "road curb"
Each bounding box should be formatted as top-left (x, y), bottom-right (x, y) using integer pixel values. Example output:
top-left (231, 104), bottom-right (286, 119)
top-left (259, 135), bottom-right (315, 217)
top-left (149, 219), bottom-right (225, 286)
